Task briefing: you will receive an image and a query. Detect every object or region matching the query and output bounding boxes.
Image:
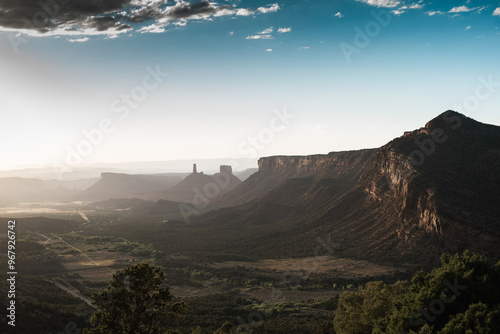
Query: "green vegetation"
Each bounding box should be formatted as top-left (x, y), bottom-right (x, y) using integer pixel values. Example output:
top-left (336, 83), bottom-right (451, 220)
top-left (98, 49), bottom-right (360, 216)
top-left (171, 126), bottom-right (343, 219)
top-left (333, 251), bottom-right (500, 333)
top-left (84, 263), bottom-right (186, 334)
top-left (3, 216), bottom-right (499, 333)
top-left (61, 231), bottom-right (161, 258)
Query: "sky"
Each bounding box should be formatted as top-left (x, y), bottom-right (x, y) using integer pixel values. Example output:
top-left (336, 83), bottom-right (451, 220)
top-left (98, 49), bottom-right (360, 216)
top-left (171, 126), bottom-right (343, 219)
top-left (1, 0), bottom-right (500, 173)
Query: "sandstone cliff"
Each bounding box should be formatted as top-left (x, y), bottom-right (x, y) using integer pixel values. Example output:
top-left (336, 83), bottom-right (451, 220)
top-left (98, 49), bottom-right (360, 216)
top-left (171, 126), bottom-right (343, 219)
top-left (199, 111), bottom-right (500, 263)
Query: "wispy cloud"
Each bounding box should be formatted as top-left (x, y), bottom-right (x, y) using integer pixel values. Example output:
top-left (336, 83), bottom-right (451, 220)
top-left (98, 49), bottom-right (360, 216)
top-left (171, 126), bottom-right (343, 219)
top-left (260, 27), bottom-right (274, 34)
top-left (355, 0), bottom-right (401, 8)
top-left (394, 2), bottom-right (424, 14)
top-left (409, 3), bottom-right (423, 9)
top-left (247, 25), bottom-right (291, 40)
top-left (392, 9), bottom-right (405, 15)
top-left (257, 3), bottom-right (280, 14)
top-left (246, 26), bottom-right (275, 40)
top-left (494, 8), bottom-right (500, 17)
top-left (356, 0), bottom-right (424, 15)
top-left (427, 10), bottom-right (444, 16)
top-left (427, 5), bottom-right (483, 16)
top-left (138, 23), bottom-right (166, 34)
top-left (68, 37), bottom-right (90, 43)
top-left (334, 12), bottom-right (344, 18)
top-left (449, 6), bottom-right (474, 13)
top-left (246, 34), bottom-right (273, 40)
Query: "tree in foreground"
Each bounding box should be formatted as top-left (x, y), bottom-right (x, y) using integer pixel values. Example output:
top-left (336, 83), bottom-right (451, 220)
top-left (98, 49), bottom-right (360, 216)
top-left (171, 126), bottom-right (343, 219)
top-left (84, 262), bottom-right (186, 334)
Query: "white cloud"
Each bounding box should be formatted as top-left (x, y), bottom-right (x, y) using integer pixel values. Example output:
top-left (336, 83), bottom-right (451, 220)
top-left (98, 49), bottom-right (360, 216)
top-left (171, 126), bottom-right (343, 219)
top-left (247, 25), bottom-right (289, 40)
top-left (355, 0), bottom-right (400, 8)
top-left (235, 8), bottom-right (253, 16)
top-left (266, 49), bottom-right (273, 52)
top-left (138, 23), bottom-right (166, 33)
top-left (246, 34), bottom-right (273, 40)
top-left (259, 27), bottom-right (274, 34)
top-left (398, 3), bottom-right (423, 11)
top-left (229, 31), bottom-right (234, 36)
top-left (427, 5), bottom-right (482, 16)
top-left (449, 6), bottom-right (473, 13)
top-left (465, 26), bottom-right (471, 30)
top-left (427, 10), bottom-right (444, 16)
top-left (494, 8), bottom-right (500, 16)
top-left (334, 12), bottom-right (344, 18)
top-left (172, 20), bottom-right (187, 27)
top-left (299, 46), bottom-right (310, 50)
top-left (257, 3), bottom-right (280, 14)
top-left (389, 2), bottom-right (423, 15)
top-left (68, 37), bottom-right (89, 43)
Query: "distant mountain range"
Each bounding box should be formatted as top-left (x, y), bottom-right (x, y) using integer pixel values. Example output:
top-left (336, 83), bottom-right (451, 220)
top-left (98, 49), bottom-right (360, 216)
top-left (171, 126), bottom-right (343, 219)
top-left (0, 158), bottom-right (258, 180)
top-left (0, 167), bottom-right (257, 205)
top-left (0, 177), bottom-right (97, 204)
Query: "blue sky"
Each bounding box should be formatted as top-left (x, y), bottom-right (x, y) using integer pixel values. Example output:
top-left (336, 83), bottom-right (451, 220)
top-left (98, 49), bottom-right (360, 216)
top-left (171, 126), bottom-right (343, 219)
top-left (1, 0), bottom-right (500, 172)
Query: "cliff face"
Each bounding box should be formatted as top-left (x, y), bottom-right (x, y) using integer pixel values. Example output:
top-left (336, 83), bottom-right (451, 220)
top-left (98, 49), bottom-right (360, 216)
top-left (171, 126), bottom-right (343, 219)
top-left (358, 111), bottom-right (500, 252)
top-left (363, 143), bottom-right (442, 244)
top-left (258, 149), bottom-right (376, 176)
top-left (201, 111), bottom-right (500, 262)
top-left (211, 149), bottom-right (376, 210)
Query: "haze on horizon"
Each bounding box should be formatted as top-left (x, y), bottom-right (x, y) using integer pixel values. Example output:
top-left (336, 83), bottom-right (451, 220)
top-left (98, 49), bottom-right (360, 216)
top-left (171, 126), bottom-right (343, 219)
top-left (1, 0), bottom-right (500, 171)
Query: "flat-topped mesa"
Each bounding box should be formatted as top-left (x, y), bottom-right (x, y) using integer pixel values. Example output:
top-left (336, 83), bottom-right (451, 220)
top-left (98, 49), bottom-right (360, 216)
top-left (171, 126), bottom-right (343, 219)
top-left (257, 149), bottom-right (375, 177)
top-left (219, 165), bottom-right (232, 175)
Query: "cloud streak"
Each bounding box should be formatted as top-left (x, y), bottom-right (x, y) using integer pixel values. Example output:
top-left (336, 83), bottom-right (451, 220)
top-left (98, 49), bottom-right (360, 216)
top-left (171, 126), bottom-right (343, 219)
top-left (426, 5), bottom-right (485, 17)
top-left (355, 0), bottom-right (401, 8)
top-left (449, 6), bottom-right (474, 13)
top-left (246, 25), bottom-right (292, 40)
top-left (355, 0), bottom-right (424, 15)
top-left (0, 1), bottom-right (281, 38)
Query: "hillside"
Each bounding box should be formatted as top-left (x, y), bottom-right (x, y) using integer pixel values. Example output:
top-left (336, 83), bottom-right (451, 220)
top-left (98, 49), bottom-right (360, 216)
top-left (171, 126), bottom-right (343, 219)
top-left (0, 177), bottom-right (86, 204)
top-left (76, 173), bottom-right (186, 202)
top-left (148, 165), bottom-right (242, 203)
top-left (192, 111), bottom-right (500, 265)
